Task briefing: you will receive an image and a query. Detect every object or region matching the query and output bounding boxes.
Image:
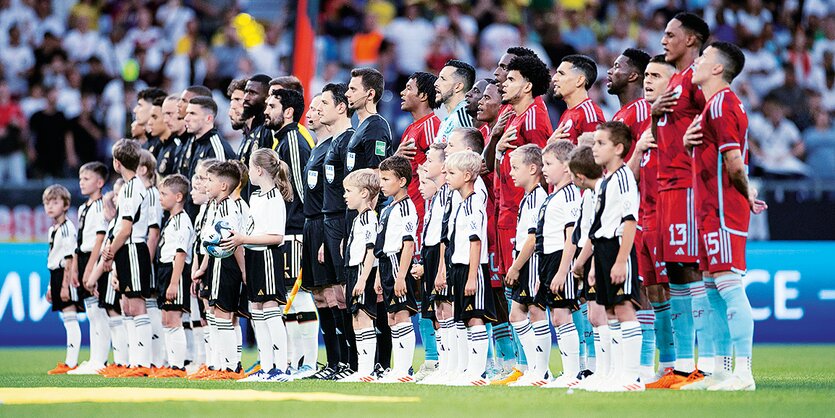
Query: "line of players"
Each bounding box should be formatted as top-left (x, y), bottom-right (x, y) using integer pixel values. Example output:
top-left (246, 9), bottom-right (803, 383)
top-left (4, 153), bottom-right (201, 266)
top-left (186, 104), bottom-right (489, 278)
top-left (41, 11), bottom-right (763, 391)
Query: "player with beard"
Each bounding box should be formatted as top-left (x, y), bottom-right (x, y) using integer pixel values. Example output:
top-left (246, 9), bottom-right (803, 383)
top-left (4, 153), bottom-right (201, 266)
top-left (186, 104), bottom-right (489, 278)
top-left (176, 85), bottom-right (213, 177)
top-left (268, 76), bottom-right (317, 146)
top-left (227, 79), bottom-right (247, 133)
top-left (434, 60), bottom-right (476, 144)
top-left (240, 75), bottom-right (273, 160)
top-left (316, 82), bottom-right (358, 379)
top-left (135, 88), bottom-right (168, 155)
top-left (148, 96), bottom-right (178, 177)
top-left (549, 55), bottom-right (605, 144)
top-left (465, 80), bottom-right (490, 140)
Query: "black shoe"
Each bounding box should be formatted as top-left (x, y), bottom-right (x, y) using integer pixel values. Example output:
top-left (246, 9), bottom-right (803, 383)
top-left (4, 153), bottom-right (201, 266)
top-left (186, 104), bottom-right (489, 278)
top-left (372, 364), bottom-right (387, 380)
top-left (577, 369), bottom-right (594, 380)
top-left (311, 366), bottom-right (335, 380)
top-left (329, 363), bottom-right (355, 381)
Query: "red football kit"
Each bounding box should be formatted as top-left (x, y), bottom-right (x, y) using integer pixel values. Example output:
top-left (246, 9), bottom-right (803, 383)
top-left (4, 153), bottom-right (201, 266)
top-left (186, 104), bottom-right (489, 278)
top-left (402, 112), bottom-right (440, 242)
top-left (558, 97), bottom-right (604, 144)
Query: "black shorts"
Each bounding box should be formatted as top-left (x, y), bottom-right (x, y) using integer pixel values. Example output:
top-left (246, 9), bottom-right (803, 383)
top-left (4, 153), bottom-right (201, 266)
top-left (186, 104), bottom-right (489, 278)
top-left (50, 268), bottom-right (81, 311)
top-left (450, 263), bottom-right (496, 322)
top-left (345, 264), bottom-right (377, 319)
top-left (420, 244), bottom-right (441, 318)
top-left (74, 252), bottom-right (93, 302)
top-left (156, 262), bottom-right (192, 312)
top-left (207, 255), bottom-right (243, 313)
top-left (324, 215), bottom-right (347, 285)
top-left (301, 217), bottom-right (331, 290)
top-left (245, 245), bottom-right (288, 304)
top-left (492, 285), bottom-right (509, 324)
top-left (592, 238), bottom-right (640, 307)
top-left (96, 263), bottom-right (120, 313)
top-left (194, 252), bottom-right (211, 300)
top-left (379, 253), bottom-right (419, 316)
top-left (284, 234), bottom-right (304, 287)
top-left (577, 248), bottom-right (594, 301)
top-left (534, 251), bottom-right (580, 311)
top-left (510, 252), bottom-right (539, 306)
top-left (114, 242), bottom-right (152, 298)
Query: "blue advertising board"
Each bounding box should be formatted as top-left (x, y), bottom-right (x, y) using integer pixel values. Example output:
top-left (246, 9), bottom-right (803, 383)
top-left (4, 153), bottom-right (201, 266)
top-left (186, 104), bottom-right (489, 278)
top-left (1, 242), bottom-right (833, 345)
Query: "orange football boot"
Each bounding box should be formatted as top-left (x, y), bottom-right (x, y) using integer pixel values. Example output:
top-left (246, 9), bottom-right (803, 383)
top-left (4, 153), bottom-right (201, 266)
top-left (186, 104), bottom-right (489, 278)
top-left (645, 368), bottom-right (688, 389)
top-left (670, 369), bottom-right (706, 390)
top-left (47, 363), bottom-right (76, 375)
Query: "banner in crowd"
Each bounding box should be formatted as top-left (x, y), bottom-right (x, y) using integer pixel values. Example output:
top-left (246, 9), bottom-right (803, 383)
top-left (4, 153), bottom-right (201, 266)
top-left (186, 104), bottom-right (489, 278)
top-left (0, 242), bottom-right (833, 345)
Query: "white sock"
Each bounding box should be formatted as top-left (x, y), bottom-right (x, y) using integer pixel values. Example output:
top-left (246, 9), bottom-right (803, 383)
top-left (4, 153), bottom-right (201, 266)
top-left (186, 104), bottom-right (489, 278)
top-left (511, 320), bottom-right (537, 375)
top-left (183, 316), bottom-right (194, 364)
top-left (146, 299), bottom-right (166, 367)
top-left (532, 320), bottom-right (551, 376)
top-left (434, 331), bottom-right (443, 370)
top-left (299, 315), bottom-right (320, 368)
top-left (455, 321), bottom-right (468, 374)
top-left (439, 319), bottom-right (454, 373)
top-left (165, 326), bottom-right (187, 368)
top-left (391, 322), bottom-right (416, 375)
top-left (593, 326), bottom-right (611, 377)
top-left (557, 322), bottom-right (580, 378)
top-left (717, 355), bottom-right (733, 375)
top-left (203, 324), bottom-right (214, 368)
top-left (466, 325), bottom-right (488, 377)
top-left (215, 317), bottom-right (236, 370)
top-left (356, 327), bottom-right (377, 375)
top-left (108, 315), bottom-right (128, 365)
top-left (608, 320), bottom-right (622, 378)
top-left (124, 316), bottom-right (137, 366)
top-left (699, 357), bottom-right (715, 374)
top-left (285, 319), bottom-right (302, 369)
top-left (62, 312), bottom-right (81, 367)
top-left (251, 310), bottom-right (273, 370)
top-left (85, 298), bottom-right (110, 365)
top-left (234, 320), bottom-right (243, 367)
top-left (620, 320), bottom-right (642, 380)
top-left (264, 307), bottom-right (288, 371)
top-left (133, 314), bottom-right (153, 368)
top-left (735, 356), bottom-right (752, 378)
top-left (588, 356), bottom-right (597, 373)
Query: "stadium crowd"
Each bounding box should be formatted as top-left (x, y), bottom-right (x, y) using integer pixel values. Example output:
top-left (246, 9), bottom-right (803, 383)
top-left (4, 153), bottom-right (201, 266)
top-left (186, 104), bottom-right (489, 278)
top-left (0, 0), bottom-right (834, 184)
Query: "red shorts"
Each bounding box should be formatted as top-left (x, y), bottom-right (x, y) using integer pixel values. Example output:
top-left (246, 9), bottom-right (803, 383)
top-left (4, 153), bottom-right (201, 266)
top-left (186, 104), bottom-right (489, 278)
top-left (637, 227), bottom-right (668, 286)
top-left (698, 220), bottom-right (747, 274)
top-left (657, 188), bottom-right (699, 264)
top-left (496, 227), bottom-right (515, 276)
top-left (487, 218), bottom-right (502, 288)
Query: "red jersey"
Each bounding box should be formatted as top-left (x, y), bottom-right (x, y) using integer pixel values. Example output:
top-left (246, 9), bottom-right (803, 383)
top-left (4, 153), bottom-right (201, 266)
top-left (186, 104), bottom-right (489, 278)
top-left (693, 88), bottom-right (750, 234)
top-left (496, 100), bottom-right (552, 229)
top-left (655, 65), bottom-right (706, 191)
top-left (638, 146), bottom-right (658, 230)
top-left (558, 98), bottom-right (604, 144)
top-left (402, 112), bottom-right (440, 239)
top-left (613, 98), bottom-right (651, 162)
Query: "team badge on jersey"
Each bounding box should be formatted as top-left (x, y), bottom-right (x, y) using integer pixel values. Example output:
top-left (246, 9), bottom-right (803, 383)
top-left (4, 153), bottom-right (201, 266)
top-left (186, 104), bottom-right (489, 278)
top-left (159, 152), bottom-right (169, 173)
top-left (325, 164), bottom-right (335, 183)
top-left (347, 152), bottom-right (356, 171)
top-left (563, 119), bottom-right (574, 133)
top-left (671, 84), bottom-right (683, 99)
top-left (307, 170), bottom-right (318, 189)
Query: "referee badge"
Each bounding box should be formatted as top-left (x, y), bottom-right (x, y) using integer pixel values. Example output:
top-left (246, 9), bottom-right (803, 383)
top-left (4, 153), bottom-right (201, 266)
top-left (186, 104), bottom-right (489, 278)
top-left (375, 140), bottom-right (386, 157)
top-left (307, 170), bottom-right (318, 189)
top-left (325, 164), bottom-right (335, 183)
top-left (347, 152), bottom-right (356, 171)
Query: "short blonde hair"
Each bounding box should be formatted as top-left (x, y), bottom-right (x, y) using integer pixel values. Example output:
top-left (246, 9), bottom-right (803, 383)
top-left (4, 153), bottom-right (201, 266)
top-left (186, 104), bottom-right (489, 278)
top-left (344, 168), bottom-right (381, 199)
top-left (510, 143), bottom-right (543, 170)
top-left (43, 184), bottom-right (71, 208)
top-left (445, 150), bottom-right (482, 178)
top-left (138, 149), bottom-right (157, 184)
top-left (543, 140), bottom-right (576, 162)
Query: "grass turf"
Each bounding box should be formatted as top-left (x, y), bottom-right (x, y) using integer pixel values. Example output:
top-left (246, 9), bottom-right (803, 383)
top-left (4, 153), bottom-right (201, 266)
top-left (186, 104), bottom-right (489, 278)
top-left (1, 345), bottom-right (833, 417)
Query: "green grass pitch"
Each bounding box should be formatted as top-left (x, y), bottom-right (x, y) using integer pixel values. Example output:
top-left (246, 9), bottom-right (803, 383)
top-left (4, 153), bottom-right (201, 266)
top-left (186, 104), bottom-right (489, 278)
top-left (1, 345), bottom-right (833, 417)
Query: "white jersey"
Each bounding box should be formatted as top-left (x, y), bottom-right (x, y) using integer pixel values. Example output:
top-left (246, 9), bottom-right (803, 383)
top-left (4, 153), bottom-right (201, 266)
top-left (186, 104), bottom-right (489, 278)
top-left (48, 219), bottom-right (77, 270)
top-left (515, 185), bottom-right (547, 252)
top-left (536, 184), bottom-right (581, 254)
top-left (145, 186), bottom-right (163, 232)
top-left (113, 176), bottom-right (148, 243)
top-left (193, 202), bottom-right (213, 256)
top-left (590, 164), bottom-right (638, 240)
top-left (449, 191), bottom-right (488, 265)
top-left (77, 198), bottom-right (106, 254)
top-left (575, 188), bottom-right (596, 249)
top-left (211, 197), bottom-right (247, 251)
top-left (246, 187), bottom-right (286, 251)
top-left (423, 183), bottom-right (450, 247)
top-left (347, 209), bottom-right (378, 266)
top-left (375, 196), bottom-right (417, 256)
top-left (158, 211), bottom-right (195, 264)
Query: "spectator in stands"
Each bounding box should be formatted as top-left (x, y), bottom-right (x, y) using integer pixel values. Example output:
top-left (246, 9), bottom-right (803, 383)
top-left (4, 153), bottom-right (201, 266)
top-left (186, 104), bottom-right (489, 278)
top-left (749, 95), bottom-right (809, 178)
top-left (0, 79), bottom-right (26, 184)
top-left (30, 86), bottom-right (74, 178)
top-left (69, 93), bottom-right (105, 166)
top-left (803, 110), bottom-right (835, 180)
top-left (562, 9), bottom-right (596, 54)
top-left (0, 25), bottom-right (34, 96)
top-left (768, 63), bottom-right (814, 131)
top-left (62, 14), bottom-right (100, 64)
top-left (384, 1), bottom-right (434, 78)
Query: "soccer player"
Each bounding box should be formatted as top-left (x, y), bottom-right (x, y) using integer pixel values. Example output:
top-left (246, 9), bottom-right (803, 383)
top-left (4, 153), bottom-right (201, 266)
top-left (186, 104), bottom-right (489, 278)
top-left (650, 12), bottom-right (712, 387)
top-left (627, 55), bottom-right (678, 383)
top-left (375, 156), bottom-right (420, 382)
top-left (536, 141), bottom-right (584, 388)
top-left (148, 96), bottom-right (179, 176)
top-left (102, 139), bottom-right (154, 377)
top-left (445, 150), bottom-right (496, 386)
top-left (339, 169), bottom-right (382, 382)
top-left (317, 82), bottom-right (357, 379)
top-left (434, 60), bottom-right (476, 143)
top-left (504, 144), bottom-right (550, 387)
top-left (465, 79), bottom-right (490, 140)
top-left (138, 150), bottom-right (166, 369)
top-left (161, 95), bottom-right (189, 177)
top-left (586, 121), bottom-right (643, 392)
top-left (152, 174), bottom-right (195, 378)
top-left (240, 74), bottom-right (274, 162)
top-left (686, 41), bottom-right (764, 391)
top-left (549, 55), bottom-right (605, 145)
top-left (67, 162), bottom-right (111, 375)
top-left (44, 185), bottom-right (81, 375)
top-left (226, 149), bottom-right (296, 382)
top-left (135, 87), bottom-right (168, 155)
top-left (176, 85), bottom-right (213, 176)
top-left (476, 81), bottom-right (502, 132)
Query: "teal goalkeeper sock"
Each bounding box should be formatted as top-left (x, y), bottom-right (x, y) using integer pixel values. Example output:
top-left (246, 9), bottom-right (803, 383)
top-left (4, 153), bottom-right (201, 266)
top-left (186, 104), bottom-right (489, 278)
top-left (492, 322), bottom-right (515, 362)
top-left (689, 281), bottom-right (715, 361)
top-left (572, 307), bottom-right (587, 362)
top-left (485, 322), bottom-right (495, 361)
top-left (418, 316), bottom-right (438, 362)
top-left (637, 310), bottom-right (656, 368)
top-left (716, 274), bottom-right (754, 358)
top-left (651, 301), bottom-right (676, 364)
top-left (581, 304), bottom-right (595, 360)
top-left (704, 278), bottom-right (732, 357)
top-left (507, 298), bottom-right (528, 366)
top-left (669, 283), bottom-right (695, 365)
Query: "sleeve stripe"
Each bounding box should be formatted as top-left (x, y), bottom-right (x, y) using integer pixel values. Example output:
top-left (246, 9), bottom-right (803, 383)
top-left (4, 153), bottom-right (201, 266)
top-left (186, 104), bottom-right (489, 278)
top-left (209, 134), bottom-right (224, 159)
top-left (289, 131), bottom-right (305, 204)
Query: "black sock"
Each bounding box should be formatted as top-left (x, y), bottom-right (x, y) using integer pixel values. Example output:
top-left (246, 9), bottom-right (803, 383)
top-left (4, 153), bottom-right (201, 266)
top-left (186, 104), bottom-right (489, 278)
top-left (337, 307), bottom-right (358, 370)
top-left (375, 301), bottom-right (392, 369)
top-left (318, 306), bottom-right (339, 368)
top-left (330, 307), bottom-right (348, 365)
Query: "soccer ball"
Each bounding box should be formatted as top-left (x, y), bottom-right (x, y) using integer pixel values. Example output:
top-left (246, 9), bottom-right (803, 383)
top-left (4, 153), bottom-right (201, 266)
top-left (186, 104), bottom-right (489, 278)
top-left (203, 220), bottom-right (235, 259)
